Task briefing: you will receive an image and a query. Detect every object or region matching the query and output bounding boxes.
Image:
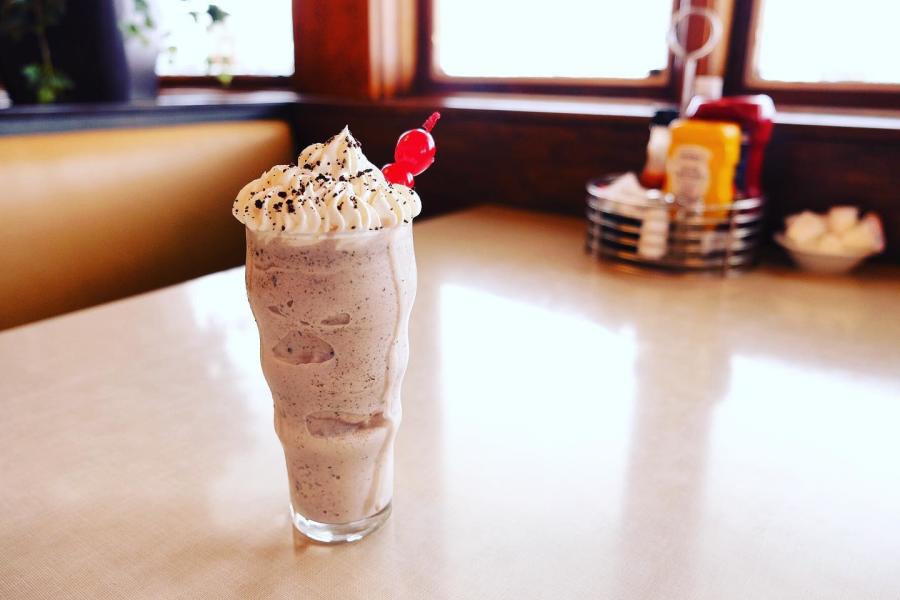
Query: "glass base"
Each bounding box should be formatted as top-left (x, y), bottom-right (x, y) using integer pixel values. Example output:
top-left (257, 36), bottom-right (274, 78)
top-left (290, 502), bottom-right (392, 544)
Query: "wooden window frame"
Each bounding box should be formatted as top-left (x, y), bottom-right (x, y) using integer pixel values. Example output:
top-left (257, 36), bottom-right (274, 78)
top-left (723, 0), bottom-right (900, 109)
top-left (416, 0), bottom-right (899, 109)
top-left (158, 0), bottom-right (900, 110)
top-left (160, 76), bottom-right (293, 91)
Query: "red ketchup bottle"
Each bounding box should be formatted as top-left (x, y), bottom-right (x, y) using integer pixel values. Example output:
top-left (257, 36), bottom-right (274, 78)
top-left (686, 95), bottom-right (775, 199)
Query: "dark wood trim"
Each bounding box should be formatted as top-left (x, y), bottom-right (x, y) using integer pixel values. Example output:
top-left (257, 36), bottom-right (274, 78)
top-left (292, 92), bottom-right (900, 137)
top-left (687, 0), bottom-right (714, 76)
top-left (419, 81), bottom-right (677, 99)
top-left (412, 0), bottom-right (432, 92)
top-left (293, 0), bottom-right (374, 98)
top-left (724, 0), bottom-right (900, 109)
top-left (414, 0), bottom-right (681, 100)
top-left (5, 89), bottom-right (895, 139)
top-left (731, 84), bottom-right (900, 111)
top-left (159, 76), bottom-right (293, 90)
top-left (721, 0), bottom-right (753, 95)
top-left (291, 0), bottom-right (415, 99)
top-left (290, 95), bottom-right (900, 262)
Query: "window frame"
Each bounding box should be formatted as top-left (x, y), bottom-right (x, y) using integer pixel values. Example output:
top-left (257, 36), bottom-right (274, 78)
top-left (157, 0), bottom-right (900, 109)
top-left (414, 0), bottom-right (682, 100)
top-left (723, 0), bottom-right (900, 109)
top-left (159, 75), bottom-right (293, 91)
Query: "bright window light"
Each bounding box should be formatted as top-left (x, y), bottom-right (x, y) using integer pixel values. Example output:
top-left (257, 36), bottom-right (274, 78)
top-left (433, 0), bottom-right (672, 80)
top-left (754, 0), bottom-right (900, 84)
top-left (155, 0), bottom-right (294, 77)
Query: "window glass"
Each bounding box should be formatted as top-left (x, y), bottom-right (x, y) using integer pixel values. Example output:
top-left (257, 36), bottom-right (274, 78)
top-left (154, 0), bottom-right (294, 77)
top-left (754, 0), bottom-right (900, 85)
top-left (433, 0), bottom-right (672, 80)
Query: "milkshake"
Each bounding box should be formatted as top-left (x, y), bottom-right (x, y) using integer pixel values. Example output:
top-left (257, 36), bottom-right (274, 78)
top-left (233, 126), bottom-right (424, 543)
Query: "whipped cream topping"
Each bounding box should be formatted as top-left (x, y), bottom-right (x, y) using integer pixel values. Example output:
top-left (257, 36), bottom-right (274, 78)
top-left (233, 127), bottom-right (422, 234)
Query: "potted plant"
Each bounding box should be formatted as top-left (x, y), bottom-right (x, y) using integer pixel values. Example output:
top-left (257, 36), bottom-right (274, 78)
top-left (0, 0), bottom-right (130, 104)
top-left (0, 0), bottom-right (230, 104)
top-left (118, 0), bottom-right (231, 99)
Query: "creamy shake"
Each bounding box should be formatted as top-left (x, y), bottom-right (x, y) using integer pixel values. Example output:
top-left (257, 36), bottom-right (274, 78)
top-left (233, 128), bottom-right (420, 542)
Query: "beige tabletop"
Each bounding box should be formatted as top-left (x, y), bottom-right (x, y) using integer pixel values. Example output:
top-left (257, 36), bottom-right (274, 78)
top-left (2, 206), bottom-right (899, 599)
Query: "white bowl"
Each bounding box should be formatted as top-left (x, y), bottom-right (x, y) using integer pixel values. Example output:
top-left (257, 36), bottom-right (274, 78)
top-left (774, 233), bottom-right (877, 275)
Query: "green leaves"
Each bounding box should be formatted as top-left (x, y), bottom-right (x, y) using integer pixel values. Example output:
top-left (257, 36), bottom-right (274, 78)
top-left (3, 0), bottom-right (73, 103)
top-left (206, 5), bottom-right (228, 24)
top-left (21, 63), bottom-right (40, 82)
top-left (177, 4), bottom-right (228, 27)
top-left (205, 52), bottom-right (233, 88)
top-left (21, 61), bottom-right (72, 103)
top-left (120, 0), bottom-right (155, 44)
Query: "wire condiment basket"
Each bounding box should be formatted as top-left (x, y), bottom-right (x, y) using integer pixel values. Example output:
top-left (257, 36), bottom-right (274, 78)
top-left (585, 176), bottom-right (765, 275)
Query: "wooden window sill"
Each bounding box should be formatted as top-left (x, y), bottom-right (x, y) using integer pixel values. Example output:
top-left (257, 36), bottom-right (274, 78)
top-left (4, 86), bottom-right (898, 136)
top-left (293, 91), bottom-right (900, 135)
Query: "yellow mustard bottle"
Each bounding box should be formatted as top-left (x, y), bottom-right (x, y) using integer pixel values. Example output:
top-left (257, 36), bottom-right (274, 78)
top-left (664, 119), bottom-right (741, 206)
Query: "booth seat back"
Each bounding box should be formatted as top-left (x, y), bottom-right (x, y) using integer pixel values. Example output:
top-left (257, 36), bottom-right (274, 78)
top-left (0, 120), bottom-right (293, 330)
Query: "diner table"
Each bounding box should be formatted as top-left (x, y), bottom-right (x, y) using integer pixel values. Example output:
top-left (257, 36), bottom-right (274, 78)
top-left (2, 206), bottom-right (899, 599)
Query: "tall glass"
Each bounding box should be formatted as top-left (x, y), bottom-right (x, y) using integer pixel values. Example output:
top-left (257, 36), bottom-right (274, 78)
top-left (245, 225), bottom-right (417, 543)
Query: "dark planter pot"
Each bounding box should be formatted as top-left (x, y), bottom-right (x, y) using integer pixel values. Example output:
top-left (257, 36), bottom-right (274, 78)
top-left (115, 0), bottom-right (161, 101)
top-left (0, 0), bottom-right (130, 104)
top-left (122, 37), bottom-right (160, 100)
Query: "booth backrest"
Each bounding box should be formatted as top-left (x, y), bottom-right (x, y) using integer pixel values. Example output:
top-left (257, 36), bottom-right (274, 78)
top-left (0, 120), bottom-right (293, 330)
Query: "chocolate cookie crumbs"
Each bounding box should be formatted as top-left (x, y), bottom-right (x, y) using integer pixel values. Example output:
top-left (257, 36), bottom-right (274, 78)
top-left (234, 126), bottom-right (420, 233)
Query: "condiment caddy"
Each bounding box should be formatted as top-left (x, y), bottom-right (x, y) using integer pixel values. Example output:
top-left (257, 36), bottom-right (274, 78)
top-left (586, 175), bottom-right (764, 275)
top-left (586, 88), bottom-right (775, 276)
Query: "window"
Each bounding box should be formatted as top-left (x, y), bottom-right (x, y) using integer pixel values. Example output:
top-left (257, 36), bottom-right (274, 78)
top-left (751, 0), bottom-right (900, 87)
top-left (425, 0), bottom-right (678, 95)
top-left (724, 0), bottom-right (900, 107)
top-left (424, 0), bottom-right (899, 108)
top-left (155, 0), bottom-right (294, 79)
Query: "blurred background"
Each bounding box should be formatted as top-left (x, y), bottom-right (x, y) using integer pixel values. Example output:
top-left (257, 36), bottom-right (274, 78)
top-left (1, 0), bottom-right (898, 330)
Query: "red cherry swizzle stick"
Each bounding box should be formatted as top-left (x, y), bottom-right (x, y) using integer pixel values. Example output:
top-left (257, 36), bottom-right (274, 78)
top-left (382, 112), bottom-right (441, 188)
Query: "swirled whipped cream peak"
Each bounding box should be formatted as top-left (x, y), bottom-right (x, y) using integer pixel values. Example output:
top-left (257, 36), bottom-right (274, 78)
top-left (233, 126), bottom-right (421, 234)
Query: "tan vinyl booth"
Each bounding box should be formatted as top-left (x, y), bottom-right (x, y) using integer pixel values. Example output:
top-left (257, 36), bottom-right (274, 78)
top-left (0, 120), bottom-right (293, 330)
